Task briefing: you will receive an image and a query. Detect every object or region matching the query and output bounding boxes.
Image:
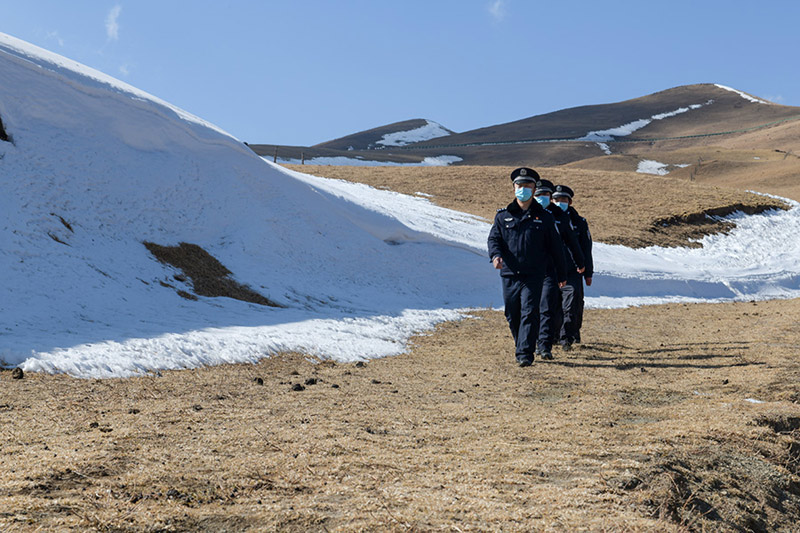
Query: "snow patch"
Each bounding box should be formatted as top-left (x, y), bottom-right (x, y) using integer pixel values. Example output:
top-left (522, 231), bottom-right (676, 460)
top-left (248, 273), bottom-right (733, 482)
top-left (580, 100), bottom-right (713, 154)
top-left (714, 84), bottom-right (770, 104)
top-left (637, 160), bottom-right (670, 175)
top-left (376, 120), bottom-right (452, 147)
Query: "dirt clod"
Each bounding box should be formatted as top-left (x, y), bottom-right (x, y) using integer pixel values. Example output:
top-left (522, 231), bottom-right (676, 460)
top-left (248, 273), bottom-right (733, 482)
top-left (11, 368), bottom-right (23, 379)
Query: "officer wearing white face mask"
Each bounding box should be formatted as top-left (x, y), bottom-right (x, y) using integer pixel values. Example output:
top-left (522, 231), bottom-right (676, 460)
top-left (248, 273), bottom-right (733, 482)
top-left (488, 167), bottom-right (567, 367)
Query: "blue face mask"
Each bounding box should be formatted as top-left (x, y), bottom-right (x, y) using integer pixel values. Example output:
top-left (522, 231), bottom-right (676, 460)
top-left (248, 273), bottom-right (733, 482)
top-left (555, 201), bottom-right (569, 212)
top-left (515, 187), bottom-right (533, 202)
top-left (535, 195), bottom-right (550, 208)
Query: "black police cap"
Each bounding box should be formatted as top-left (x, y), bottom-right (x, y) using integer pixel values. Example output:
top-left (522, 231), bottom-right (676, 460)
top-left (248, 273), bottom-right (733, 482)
top-left (552, 185), bottom-right (574, 199)
top-left (534, 179), bottom-right (554, 194)
top-left (510, 167), bottom-right (540, 184)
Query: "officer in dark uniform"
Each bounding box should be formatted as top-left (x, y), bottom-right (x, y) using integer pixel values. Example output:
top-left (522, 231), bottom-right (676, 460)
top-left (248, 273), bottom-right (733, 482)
top-left (553, 185), bottom-right (593, 345)
top-left (488, 168), bottom-right (567, 367)
top-left (535, 180), bottom-right (585, 359)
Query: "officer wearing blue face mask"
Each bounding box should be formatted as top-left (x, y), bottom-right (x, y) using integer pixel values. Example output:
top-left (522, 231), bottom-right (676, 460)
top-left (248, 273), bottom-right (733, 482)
top-left (488, 167), bottom-right (567, 367)
top-left (553, 185), bottom-right (593, 347)
top-left (535, 180), bottom-right (585, 360)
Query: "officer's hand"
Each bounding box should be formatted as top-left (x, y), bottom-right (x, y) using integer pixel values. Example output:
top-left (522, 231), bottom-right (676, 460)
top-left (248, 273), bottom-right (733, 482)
top-left (558, 280), bottom-right (567, 288)
top-left (577, 267), bottom-right (585, 274)
top-left (585, 277), bottom-right (592, 286)
top-left (492, 256), bottom-right (504, 269)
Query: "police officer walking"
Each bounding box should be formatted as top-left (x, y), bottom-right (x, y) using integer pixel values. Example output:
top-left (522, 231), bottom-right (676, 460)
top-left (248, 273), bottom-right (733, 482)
top-left (488, 168), bottom-right (567, 367)
top-left (553, 185), bottom-right (593, 345)
top-left (534, 180), bottom-right (585, 359)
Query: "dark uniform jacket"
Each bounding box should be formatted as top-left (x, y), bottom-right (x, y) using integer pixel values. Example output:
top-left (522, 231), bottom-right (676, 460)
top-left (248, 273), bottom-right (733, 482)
top-left (488, 200), bottom-right (567, 281)
top-left (546, 204), bottom-right (585, 273)
top-left (567, 206), bottom-right (593, 279)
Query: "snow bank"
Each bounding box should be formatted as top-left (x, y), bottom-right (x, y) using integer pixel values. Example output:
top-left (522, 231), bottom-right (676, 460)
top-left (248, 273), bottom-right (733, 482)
top-left (587, 198), bottom-right (800, 308)
top-left (0, 32), bottom-right (496, 377)
top-left (375, 120), bottom-right (452, 147)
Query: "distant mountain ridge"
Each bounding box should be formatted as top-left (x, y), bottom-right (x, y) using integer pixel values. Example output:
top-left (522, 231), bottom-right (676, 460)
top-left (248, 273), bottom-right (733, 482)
top-left (315, 118), bottom-right (454, 151)
top-left (249, 83), bottom-right (800, 166)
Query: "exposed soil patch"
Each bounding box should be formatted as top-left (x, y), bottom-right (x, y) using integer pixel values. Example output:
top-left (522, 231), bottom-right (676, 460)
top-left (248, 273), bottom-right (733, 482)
top-left (143, 241), bottom-right (281, 307)
top-left (649, 203), bottom-right (785, 248)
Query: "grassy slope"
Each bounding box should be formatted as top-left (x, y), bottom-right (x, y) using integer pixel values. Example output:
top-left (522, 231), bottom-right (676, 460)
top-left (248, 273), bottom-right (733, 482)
top-left (2, 162), bottom-right (799, 532)
top-left (290, 164), bottom-right (789, 248)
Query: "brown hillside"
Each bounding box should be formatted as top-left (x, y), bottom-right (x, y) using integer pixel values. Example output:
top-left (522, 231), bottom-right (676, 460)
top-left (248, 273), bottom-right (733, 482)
top-left (411, 84), bottom-right (796, 148)
top-left (313, 118), bottom-right (454, 151)
top-left (288, 164), bottom-right (788, 248)
top-left (251, 84), bottom-right (800, 167)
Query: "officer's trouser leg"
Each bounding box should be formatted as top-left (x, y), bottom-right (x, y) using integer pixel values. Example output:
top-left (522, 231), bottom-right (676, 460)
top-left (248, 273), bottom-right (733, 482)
top-left (538, 274), bottom-right (560, 352)
top-left (559, 271), bottom-right (582, 344)
top-left (502, 275), bottom-right (542, 360)
top-left (575, 277), bottom-right (586, 342)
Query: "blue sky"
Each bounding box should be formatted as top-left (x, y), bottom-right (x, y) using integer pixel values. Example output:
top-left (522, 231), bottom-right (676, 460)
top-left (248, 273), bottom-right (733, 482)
top-left (2, 1), bottom-right (799, 146)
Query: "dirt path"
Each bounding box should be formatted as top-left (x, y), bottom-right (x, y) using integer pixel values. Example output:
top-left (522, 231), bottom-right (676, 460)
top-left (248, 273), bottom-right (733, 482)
top-left (3, 298), bottom-right (799, 531)
top-left (3, 164), bottom-right (799, 531)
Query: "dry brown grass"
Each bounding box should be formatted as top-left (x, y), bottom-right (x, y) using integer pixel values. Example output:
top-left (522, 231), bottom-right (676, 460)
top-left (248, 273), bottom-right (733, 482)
top-left (3, 300), bottom-right (800, 531)
top-left (3, 163), bottom-right (800, 531)
top-left (290, 164), bottom-right (788, 248)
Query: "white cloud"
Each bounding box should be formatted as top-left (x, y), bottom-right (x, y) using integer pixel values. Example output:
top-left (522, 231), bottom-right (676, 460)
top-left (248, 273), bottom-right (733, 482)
top-left (106, 5), bottom-right (122, 41)
top-left (46, 31), bottom-right (64, 47)
top-left (488, 0), bottom-right (506, 21)
top-left (119, 64), bottom-right (130, 76)
top-left (765, 94), bottom-right (785, 104)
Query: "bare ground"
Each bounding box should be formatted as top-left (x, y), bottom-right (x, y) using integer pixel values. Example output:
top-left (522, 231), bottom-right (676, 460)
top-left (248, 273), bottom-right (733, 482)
top-left (2, 300), bottom-right (800, 531)
top-left (2, 164), bottom-right (800, 531)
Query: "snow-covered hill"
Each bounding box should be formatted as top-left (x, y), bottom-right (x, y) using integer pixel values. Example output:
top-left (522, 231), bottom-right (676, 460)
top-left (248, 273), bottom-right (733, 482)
top-left (0, 33), bottom-right (496, 377)
top-left (2, 33), bottom-right (800, 378)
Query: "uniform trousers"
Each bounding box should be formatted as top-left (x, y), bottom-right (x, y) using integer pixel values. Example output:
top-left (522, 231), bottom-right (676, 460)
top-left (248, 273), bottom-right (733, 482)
top-left (501, 273), bottom-right (544, 361)
top-left (538, 272), bottom-right (561, 352)
top-left (559, 270), bottom-right (584, 345)
top-left (575, 279), bottom-right (586, 342)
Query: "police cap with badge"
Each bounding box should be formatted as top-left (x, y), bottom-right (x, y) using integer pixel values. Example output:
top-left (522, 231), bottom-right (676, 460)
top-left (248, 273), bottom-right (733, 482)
top-left (552, 184), bottom-right (575, 199)
top-left (534, 179), bottom-right (555, 194)
top-left (510, 167), bottom-right (540, 184)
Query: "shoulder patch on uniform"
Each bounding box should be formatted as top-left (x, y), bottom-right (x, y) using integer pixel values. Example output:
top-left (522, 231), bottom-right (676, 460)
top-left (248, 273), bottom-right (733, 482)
top-left (496, 207), bottom-right (506, 212)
